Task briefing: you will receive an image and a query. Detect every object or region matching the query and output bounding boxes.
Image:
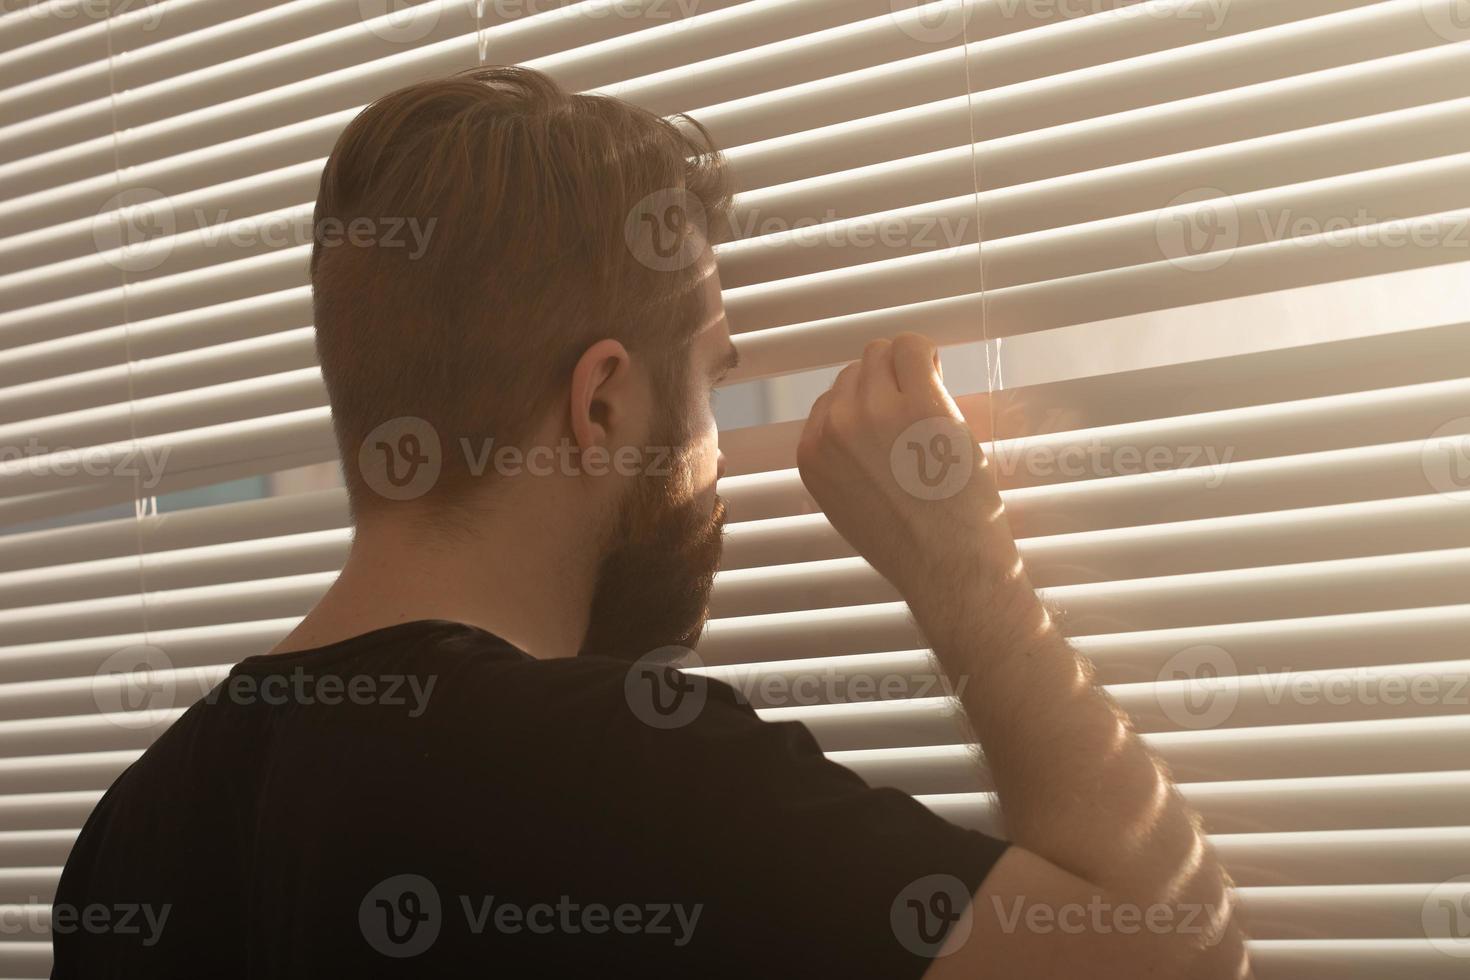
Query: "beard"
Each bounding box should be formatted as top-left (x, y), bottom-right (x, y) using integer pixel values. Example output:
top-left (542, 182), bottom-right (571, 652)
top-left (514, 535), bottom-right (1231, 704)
top-left (577, 436), bottom-right (727, 663)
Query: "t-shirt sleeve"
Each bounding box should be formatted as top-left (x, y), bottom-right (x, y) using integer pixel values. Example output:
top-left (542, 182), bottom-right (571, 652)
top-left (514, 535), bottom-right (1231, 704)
top-left (603, 664), bottom-right (1010, 978)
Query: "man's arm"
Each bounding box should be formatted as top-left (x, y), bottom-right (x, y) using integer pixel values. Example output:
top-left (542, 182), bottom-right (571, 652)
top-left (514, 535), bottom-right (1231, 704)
top-left (796, 333), bottom-right (1251, 978)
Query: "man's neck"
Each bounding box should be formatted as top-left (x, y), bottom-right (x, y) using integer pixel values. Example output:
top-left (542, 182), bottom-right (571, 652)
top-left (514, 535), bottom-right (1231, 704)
top-left (268, 503), bottom-right (598, 661)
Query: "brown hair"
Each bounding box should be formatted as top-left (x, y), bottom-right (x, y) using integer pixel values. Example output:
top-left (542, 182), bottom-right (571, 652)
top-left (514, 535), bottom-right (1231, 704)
top-left (310, 65), bottom-right (732, 516)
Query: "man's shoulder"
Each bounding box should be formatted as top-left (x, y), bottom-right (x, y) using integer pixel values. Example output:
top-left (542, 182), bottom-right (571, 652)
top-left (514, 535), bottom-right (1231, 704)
top-left (418, 649), bottom-right (834, 804)
top-left (429, 650), bottom-right (767, 751)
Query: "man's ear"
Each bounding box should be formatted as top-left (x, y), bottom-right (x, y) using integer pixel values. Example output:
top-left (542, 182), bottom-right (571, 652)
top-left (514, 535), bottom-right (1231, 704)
top-left (568, 339), bottom-right (635, 452)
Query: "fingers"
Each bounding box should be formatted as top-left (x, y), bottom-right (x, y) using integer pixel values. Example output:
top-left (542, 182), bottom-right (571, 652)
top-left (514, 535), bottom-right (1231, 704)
top-left (804, 333), bottom-right (946, 469)
top-left (892, 332), bottom-right (942, 400)
top-left (799, 388), bottom-right (835, 463)
top-left (857, 339), bottom-right (896, 401)
top-left (801, 349), bottom-right (867, 466)
top-left (831, 359), bottom-right (861, 405)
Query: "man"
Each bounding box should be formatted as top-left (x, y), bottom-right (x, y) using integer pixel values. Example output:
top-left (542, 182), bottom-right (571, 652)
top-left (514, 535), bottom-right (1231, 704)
top-left (53, 67), bottom-right (1249, 978)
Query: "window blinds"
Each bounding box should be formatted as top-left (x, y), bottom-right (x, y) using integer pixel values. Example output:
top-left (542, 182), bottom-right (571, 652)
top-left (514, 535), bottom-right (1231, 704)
top-left (1, 0), bottom-right (1467, 977)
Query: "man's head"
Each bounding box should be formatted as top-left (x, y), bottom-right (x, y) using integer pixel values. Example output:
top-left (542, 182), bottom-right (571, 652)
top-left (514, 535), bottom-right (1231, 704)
top-left (310, 66), bottom-right (738, 659)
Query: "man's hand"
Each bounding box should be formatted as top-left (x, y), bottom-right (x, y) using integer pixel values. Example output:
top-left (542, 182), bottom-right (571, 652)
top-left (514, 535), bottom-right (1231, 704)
top-left (796, 333), bottom-right (1048, 660)
top-left (798, 333), bottom-right (1251, 979)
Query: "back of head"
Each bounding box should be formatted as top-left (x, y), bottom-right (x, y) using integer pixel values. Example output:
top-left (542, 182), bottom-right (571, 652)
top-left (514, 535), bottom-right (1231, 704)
top-left (310, 65), bottom-right (732, 517)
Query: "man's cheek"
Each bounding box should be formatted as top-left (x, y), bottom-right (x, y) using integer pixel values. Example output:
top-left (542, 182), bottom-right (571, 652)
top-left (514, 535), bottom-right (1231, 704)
top-left (694, 431), bottom-right (721, 489)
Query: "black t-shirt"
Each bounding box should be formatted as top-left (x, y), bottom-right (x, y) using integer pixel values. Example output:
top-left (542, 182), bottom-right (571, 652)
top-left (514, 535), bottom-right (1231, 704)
top-left (53, 620), bottom-right (1008, 978)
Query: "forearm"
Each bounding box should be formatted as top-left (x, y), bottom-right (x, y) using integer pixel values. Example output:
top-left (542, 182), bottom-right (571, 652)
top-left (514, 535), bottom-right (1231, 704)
top-left (791, 332), bottom-right (1246, 972)
top-left (912, 576), bottom-right (1238, 936)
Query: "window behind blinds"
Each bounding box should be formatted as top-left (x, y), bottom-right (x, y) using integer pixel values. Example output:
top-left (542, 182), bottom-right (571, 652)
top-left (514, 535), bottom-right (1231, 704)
top-left (1, 1), bottom-right (1468, 977)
